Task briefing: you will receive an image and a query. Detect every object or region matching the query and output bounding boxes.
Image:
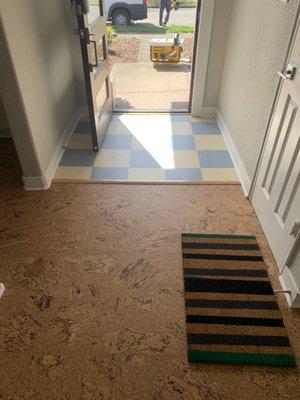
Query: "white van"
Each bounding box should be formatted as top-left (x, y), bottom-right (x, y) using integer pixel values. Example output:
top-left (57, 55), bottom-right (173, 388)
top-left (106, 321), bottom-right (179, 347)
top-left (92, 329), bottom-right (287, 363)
top-left (105, 0), bottom-right (148, 25)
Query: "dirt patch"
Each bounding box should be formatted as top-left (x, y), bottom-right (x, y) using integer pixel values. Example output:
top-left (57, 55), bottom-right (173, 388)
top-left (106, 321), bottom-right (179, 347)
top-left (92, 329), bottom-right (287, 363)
top-left (108, 38), bottom-right (141, 64)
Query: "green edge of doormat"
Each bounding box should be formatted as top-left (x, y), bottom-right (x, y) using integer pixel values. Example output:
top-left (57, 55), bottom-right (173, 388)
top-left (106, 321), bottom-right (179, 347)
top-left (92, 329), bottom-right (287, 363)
top-left (188, 350), bottom-right (296, 367)
top-left (181, 233), bottom-right (256, 240)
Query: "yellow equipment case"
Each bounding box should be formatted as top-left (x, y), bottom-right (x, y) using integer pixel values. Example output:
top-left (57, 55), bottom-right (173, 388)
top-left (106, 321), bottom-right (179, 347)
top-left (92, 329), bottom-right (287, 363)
top-left (149, 33), bottom-right (184, 66)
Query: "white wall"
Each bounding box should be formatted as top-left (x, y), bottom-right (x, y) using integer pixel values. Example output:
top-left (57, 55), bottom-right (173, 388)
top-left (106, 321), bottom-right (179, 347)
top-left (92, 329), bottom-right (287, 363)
top-left (218, 0), bottom-right (299, 181)
top-left (203, 0), bottom-right (233, 107)
top-left (0, 0), bottom-right (78, 187)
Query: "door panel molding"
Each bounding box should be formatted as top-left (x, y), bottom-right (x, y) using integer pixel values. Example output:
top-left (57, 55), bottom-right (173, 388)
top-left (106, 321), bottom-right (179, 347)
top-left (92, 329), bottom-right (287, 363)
top-left (249, 5), bottom-right (300, 199)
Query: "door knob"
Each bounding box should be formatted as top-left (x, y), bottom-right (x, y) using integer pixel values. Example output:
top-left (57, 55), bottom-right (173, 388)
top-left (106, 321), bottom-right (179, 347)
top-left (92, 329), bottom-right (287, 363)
top-left (278, 63), bottom-right (296, 80)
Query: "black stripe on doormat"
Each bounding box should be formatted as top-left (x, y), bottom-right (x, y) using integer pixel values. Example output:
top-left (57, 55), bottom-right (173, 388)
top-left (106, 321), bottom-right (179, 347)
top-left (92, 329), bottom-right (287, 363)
top-left (182, 242), bottom-right (260, 251)
top-left (186, 315), bottom-right (284, 327)
top-left (183, 254), bottom-right (264, 262)
top-left (184, 277), bottom-right (273, 295)
top-left (184, 268), bottom-right (268, 277)
top-left (187, 333), bottom-right (290, 347)
top-left (185, 299), bottom-right (279, 310)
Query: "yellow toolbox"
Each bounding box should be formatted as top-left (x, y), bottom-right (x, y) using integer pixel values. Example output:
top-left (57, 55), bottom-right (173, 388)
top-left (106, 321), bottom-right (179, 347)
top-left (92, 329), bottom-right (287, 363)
top-left (149, 34), bottom-right (184, 66)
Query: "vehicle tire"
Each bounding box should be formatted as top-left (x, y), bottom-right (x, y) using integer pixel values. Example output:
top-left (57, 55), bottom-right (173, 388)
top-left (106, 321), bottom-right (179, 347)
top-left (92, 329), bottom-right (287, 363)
top-left (112, 9), bottom-right (130, 26)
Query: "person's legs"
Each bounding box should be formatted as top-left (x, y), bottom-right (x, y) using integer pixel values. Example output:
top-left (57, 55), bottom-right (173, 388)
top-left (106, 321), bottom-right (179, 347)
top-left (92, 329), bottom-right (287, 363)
top-left (159, 5), bottom-right (165, 25)
top-left (164, 7), bottom-right (171, 25)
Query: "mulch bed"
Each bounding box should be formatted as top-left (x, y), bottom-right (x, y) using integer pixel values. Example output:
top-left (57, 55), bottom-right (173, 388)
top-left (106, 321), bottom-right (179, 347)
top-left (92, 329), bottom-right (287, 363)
top-left (108, 36), bottom-right (194, 64)
top-left (108, 38), bottom-right (141, 64)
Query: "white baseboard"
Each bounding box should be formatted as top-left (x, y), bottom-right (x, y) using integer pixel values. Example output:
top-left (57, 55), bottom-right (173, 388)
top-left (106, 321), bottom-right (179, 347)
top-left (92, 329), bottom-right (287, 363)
top-left (279, 267), bottom-right (300, 308)
top-left (22, 175), bottom-right (50, 190)
top-left (22, 108), bottom-right (82, 191)
top-left (198, 107), bottom-right (217, 118)
top-left (215, 109), bottom-right (251, 196)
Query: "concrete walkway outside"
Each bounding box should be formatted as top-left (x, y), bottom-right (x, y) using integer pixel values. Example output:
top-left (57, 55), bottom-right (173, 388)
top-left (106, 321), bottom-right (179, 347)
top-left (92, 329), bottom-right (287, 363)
top-left (113, 61), bottom-right (191, 110)
top-left (146, 7), bottom-right (196, 26)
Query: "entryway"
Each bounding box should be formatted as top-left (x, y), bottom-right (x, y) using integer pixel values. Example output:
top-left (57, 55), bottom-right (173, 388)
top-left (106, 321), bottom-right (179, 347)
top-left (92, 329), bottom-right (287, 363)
top-left (108, 4), bottom-right (198, 111)
top-left (55, 113), bottom-right (239, 182)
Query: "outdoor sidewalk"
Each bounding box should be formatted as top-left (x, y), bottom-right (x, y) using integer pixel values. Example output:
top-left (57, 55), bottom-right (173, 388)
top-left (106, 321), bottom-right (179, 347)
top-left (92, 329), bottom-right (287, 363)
top-left (112, 61), bottom-right (191, 110)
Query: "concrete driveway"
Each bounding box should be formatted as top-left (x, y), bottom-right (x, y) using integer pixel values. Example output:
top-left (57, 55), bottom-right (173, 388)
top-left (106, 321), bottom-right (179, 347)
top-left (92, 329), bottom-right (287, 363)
top-left (146, 7), bottom-right (196, 26)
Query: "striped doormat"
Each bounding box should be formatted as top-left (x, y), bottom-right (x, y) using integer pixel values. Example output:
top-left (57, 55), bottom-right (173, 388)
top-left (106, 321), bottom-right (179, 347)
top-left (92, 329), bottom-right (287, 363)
top-left (182, 233), bottom-right (296, 367)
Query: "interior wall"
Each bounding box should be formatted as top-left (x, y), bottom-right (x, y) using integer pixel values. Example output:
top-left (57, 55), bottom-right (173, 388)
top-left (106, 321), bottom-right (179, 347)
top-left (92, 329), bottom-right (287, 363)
top-left (203, 0), bottom-right (233, 108)
top-left (218, 0), bottom-right (299, 180)
top-left (0, 0), bottom-right (78, 179)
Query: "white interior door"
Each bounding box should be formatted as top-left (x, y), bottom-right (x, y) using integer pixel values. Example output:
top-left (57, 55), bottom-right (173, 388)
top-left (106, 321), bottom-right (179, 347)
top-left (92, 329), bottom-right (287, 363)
top-left (252, 19), bottom-right (300, 289)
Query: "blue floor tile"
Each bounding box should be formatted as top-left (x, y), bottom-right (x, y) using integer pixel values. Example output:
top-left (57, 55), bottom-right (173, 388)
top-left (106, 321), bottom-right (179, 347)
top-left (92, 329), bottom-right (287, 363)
top-left (130, 150), bottom-right (161, 168)
top-left (170, 114), bottom-right (190, 122)
top-left (59, 149), bottom-right (96, 166)
top-left (198, 150), bottom-right (234, 168)
top-left (165, 168), bottom-right (202, 180)
top-left (73, 121), bottom-right (92, 134)
top-left (102, 135), bottom-right (132, 150)
top-left (102, 134), bottom-right (132, 149)
top-left (191, 122), bottom-right (221, 135)
top-left (172, 135), bottom-right (195, 150)
top-left (90, 167), bottom-right (129, 180)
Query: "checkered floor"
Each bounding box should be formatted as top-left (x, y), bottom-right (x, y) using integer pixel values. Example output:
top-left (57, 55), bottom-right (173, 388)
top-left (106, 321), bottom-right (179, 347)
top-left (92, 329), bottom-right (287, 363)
top-left (54, 114), bottom-right (239, 182)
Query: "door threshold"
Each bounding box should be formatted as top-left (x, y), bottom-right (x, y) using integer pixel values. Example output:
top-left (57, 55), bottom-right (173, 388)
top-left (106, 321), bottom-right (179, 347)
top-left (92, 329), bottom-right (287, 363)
top-left (113, 109), bottom-right (190, 114)
top-left (53, 179), bottom-right (241, 186)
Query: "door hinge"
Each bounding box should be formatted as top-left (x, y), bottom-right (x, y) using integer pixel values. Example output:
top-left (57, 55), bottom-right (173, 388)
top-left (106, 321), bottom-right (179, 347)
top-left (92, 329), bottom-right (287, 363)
top-left (278, 63), bottom-right (297, 81)
top-left (79, 27), bottom-right (90, 43)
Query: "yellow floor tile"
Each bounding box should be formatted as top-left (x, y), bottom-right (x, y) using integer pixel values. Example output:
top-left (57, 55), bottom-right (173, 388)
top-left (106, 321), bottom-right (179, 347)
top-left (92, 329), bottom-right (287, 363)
top-left (174, 151), bottom-right (200, 168)
top-left (194, 135), bottom-right (227, 150)
top-left (171, 123), bottom-right (193, 135)
top-left (201, 168), bottom-right (239, 181)
top-left (54, 166), bottom-right (92, 180)
top-left (128, 168), bottom-right (165, 180)
top-left (190, 116), bottom-right (215, 122)
top-left (94, 150), bottom-right (131, 167)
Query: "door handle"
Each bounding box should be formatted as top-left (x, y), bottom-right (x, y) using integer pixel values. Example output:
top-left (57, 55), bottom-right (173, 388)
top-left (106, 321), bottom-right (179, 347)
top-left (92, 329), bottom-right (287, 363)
top-left (278, 63), bottom-right (296, 80)
top-left (88, 38), bottom-right (98, 72)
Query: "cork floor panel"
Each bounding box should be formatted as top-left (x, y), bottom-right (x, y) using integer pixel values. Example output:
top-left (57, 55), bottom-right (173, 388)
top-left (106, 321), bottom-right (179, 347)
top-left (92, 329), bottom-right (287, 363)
top-left (0, 138), bottom-right (300, 400)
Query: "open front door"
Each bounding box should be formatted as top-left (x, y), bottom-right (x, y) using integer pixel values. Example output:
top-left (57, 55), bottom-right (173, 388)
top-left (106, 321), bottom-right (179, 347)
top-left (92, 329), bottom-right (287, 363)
top-left (75, 0), bottom-right (112, 150)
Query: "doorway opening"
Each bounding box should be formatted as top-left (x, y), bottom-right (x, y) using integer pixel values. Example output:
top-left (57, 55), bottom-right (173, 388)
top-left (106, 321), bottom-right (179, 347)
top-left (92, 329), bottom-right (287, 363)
top-left (105, 0), bottom-right (199, 111)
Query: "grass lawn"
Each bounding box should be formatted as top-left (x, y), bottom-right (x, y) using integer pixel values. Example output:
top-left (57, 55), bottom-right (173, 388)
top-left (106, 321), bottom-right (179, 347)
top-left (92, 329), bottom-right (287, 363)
top-left (114, 23), bottom-right (194, 34)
